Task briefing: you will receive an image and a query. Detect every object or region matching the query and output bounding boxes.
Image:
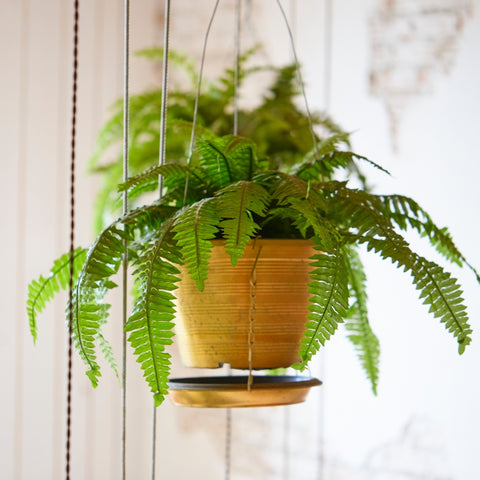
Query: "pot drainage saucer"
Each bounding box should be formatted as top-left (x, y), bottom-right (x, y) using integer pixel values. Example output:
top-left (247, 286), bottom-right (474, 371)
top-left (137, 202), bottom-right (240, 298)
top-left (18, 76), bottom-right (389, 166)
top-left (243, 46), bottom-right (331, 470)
top-left (168, 375), bottom-right (321, 408)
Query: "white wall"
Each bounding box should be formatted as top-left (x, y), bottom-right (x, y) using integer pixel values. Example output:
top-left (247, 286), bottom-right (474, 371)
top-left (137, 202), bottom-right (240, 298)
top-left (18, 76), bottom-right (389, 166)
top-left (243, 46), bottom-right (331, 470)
top-left (2, 0), bottom-right (479, 479)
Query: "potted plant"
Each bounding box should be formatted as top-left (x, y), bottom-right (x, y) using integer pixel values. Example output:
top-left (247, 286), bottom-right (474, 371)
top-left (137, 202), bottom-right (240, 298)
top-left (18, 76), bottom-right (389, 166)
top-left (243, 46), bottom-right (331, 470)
top-left (27, 52), bottom-right (478, 406)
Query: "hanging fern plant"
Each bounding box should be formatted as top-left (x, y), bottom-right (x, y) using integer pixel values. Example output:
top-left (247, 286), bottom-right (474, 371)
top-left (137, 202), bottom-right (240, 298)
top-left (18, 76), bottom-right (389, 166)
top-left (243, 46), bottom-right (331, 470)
top-left (27, 55), bottom-right (479, 406)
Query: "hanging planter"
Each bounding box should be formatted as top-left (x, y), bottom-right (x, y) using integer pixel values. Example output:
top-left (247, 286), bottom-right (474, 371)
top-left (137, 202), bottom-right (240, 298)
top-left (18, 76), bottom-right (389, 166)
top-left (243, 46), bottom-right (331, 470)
top-left (27, 51), bottom-right (479, 408)
top-left (27, 129), bottom-right (478, 407)
top-left (175, 238), bottom-right (314, 369)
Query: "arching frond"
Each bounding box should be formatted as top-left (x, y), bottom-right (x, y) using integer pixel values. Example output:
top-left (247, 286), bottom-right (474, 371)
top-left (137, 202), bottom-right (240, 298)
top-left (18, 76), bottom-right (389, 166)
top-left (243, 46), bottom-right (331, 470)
top-left (27, 247), bottom-right (87, 342)
top-left (293, 149), bottom-right (390, 183)
top-left (97, 331), bottom-right (119, 382)
top-left (71, 224), bottom-right (128, 386)
top-left (118, 163), bottom-right (190, 193)
top-left (413, 256), bottom-right (472, 354)
top-left (197, 137), bottom-right (234, 189)
top-left (380, 194), bottom-right (480, 283)
top-left (293, 242), bottom-right (349, 370)
top-left (126, 222), bottom-right (181, 406)
top-left (270, 173), bottom-right (337, 244)
top-left (217, 181), bottom-right (270, 265)
top-left (344, 247), bottom-right (380, 394)
top-left (329, 184), bottom-right (473, 353)
top-left (197, 135), bottom-right (258, 188)
top-left (173, 198), bottom-right (220, 291)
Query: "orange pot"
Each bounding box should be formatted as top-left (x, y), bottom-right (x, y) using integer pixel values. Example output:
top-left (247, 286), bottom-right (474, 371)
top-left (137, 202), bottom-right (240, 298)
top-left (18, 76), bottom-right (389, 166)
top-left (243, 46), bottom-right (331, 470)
top-left (174, 239), bottom-right (314, 369)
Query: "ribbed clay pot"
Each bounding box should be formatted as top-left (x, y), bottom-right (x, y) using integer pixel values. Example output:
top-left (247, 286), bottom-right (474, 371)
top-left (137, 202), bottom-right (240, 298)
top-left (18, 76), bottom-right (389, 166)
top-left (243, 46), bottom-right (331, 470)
top-left (174, 239), bottom-right (314, 369)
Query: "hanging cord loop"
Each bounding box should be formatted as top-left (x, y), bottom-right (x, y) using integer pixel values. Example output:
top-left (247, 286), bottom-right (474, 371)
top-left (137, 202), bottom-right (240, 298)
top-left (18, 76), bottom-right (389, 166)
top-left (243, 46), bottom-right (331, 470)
top-left (233, 0), bottom-right (242, 136)
top-left (275, 0), bottom-right (320, 161)
top-left (248, 243), bottom-right (262, 391)
top-left (121, 1), bottom-right (130, 479)
top-left (158, 0), bottom-right (171, 192)
top-left (225, 3), bottom-right (243, 479)
top-left (66, 1), bottom-right (79, 479)
top-left (151, 2), bottom-right (172, 479)
top-left (183, 0), bottom-right (221, 204)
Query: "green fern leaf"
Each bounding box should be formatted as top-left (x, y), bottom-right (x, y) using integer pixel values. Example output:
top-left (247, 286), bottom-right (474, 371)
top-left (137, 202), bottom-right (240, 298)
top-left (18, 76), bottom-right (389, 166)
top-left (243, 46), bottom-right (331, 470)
top-left (97, 331), bottom-right (119, 382)
top-left (380, 194), bottom-right (480, 283)
top-left (294, 149), bottom-right (389, 183)
top-left (344, 247), bottom-right (380, 394)
top-left (413, 256), bottom-right (472, 354)
top-left (118, 163), bottom-right (190, 193)
top-left (27, 247), bottom-right (87, 343)
top-left (293, 242), bottom-right (349, 370)
top-left (71, 224), bottom-right (128, 387)
top-left (197, 135), bottom-right (257, 188)
top-left (217, 181), bottom-right (270, 265)
top-left (197, 137), bottom-right (234, 189)
top-left (126, 223), bottom-right (181, 406)
top-left (330, 184), bottom-right (473, 354)
top-left (269, 173), bottom-right (338, 245)
top-left (173, 198), bottom-right (220, 291)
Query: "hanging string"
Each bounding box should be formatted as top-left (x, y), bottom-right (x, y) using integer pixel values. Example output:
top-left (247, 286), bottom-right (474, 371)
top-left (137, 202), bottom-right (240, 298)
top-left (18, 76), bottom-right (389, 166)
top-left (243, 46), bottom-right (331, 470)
top-left (225, 394), bottom-right (232, 480)
top-left (323, 0), bottom-right (332, 112)
top-left (158, 0), bottom-right (171, 193)
top-left (233, 0), bottom-right (242, 136)
top-left (121, 0), bottom-right (130, 479)
top-left (274, 0), bottom-right (320, 161)
top-left (183, 0), bottom-right (221, 204)
top-left (151, 2), bottom-right (172, 478)
top-left (317, 3), bottom-right (332, 477)
top-left (247, 244), bottom-right (262, 391)
top-left (66, 1), bottom-right (80, 479)
top-left (225, 3), bottom-right (243, 478)
top-left (282, 406), bottom-right (291, 480)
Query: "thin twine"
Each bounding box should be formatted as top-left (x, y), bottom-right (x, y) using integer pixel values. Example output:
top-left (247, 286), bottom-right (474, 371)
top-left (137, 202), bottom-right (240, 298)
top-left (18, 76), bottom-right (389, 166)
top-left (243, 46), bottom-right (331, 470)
top-left (121, 0), bottom-right (130, 479)
top-left (66, 1), bottom-right (80, 479)
top-left (248, 245), bottom-right (262, 392)
top-left (225, 404), bottom-right (232, 480)
top-left (151, 2), bottom-right (172, 478)
top-left (275, 0), bottom-right (320, 161)
top-left (158, 0), bottom-right (171, 194)
top-left (225, 4), bottom-right (242, 478)
top-left (316, 2), bottom-right (332, 478)
top-left (183, 0), bottom-right (221, 204)
top-left (282, 407), bottom-right (291, 480)
top-left (233, 0), bottom-right (242, 136)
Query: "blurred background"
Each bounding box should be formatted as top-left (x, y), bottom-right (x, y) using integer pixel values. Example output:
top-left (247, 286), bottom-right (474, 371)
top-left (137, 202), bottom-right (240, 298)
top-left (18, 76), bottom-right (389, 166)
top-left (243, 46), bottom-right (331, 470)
top-left (1, 0), bottom-right (479, 478)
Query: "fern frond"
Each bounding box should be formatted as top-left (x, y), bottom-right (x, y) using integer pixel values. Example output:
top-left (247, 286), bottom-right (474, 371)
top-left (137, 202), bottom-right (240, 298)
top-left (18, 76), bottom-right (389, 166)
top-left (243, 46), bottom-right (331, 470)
top-left (97, 331), bottom-right (119, 382)
top-left (126, 222), bottom-right (181, 406)
top-left (197, 137), bottom-right (234, 189)
top-left (293, 242), bottom-right (349, 370)
top-left (119, 163), bottom-right (189, 193)
top-left (173, 198), bottom-right (220, 291)
top-left (197, 135), bottom-right (258, 188)
top-left (380, 194), bottom-right (480, 283)
top-left (293, 150), bottom-right (390, 182)
top-left (72, 224), bottom-right (128, 386)
top-left (270, 173), bottom-right (337, 244)
top-left (224, 137), bottom-right (259, 181)
top-left (413, 256), bottom-right (472, 354)
top-left (136, 47), bottom-right (198, 87)
top-left (217, 181), bottom-right (270, 265)
top-left (317, 133), bottom-right (352, 156)
top-left (330, 184), bottom-right (472, 354)
top-left (344, 248), bottom-right (380, 394)
top-left (27, 247), bottom-right (87, 342)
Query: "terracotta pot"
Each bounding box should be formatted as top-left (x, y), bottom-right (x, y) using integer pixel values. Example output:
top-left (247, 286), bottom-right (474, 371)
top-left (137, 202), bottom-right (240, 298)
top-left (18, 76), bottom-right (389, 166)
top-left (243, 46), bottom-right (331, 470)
top-left (174, 238), bottom-right (314, 369)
